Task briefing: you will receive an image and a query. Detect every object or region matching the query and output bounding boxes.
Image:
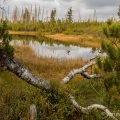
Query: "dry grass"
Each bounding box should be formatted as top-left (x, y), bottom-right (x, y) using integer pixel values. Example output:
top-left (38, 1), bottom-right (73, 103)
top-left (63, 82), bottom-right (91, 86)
top-left (9, 31), bottom-right (39, 36)
top-left (14, 45), bottom-right (88, 81)
top-left (45, 34), bottom-right (101, 48)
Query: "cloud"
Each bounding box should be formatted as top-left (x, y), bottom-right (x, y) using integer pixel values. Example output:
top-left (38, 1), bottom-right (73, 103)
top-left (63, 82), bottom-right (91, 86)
top-left (0, 0), bottom-right (119, 21)
top-left (82, 0), bottom-right (120, 8)
top-left (61, 0), bottom-right (74, 2)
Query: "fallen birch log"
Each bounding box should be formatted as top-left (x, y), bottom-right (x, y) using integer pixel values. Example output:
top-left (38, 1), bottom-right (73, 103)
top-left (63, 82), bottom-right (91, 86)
top-left (0, 49), bottom-right (50, 90)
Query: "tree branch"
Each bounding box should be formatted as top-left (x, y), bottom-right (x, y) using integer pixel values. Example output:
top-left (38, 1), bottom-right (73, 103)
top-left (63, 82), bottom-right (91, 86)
top-left (89, 80), bottom-right (101, 96)
top-left (61, 61), bottom-right (98, 84)
top-left (67, 93), bottom-right (117, 120)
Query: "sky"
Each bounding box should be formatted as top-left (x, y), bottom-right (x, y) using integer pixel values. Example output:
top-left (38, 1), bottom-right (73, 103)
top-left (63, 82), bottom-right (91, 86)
top-left (1, 0), bottom-right (120, 21)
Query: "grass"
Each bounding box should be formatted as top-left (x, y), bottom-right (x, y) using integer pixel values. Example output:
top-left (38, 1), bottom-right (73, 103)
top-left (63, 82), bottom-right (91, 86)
top-left (0, 45), bottom-right (119, 120)
top-left (45, 33), bottom-right (101, 48)
top-left (9, 31), bottom-right (39, 36)
top-left (9, 31), bottom-right (102, 48)
top-left (14, 45), bottom-right (86, 81)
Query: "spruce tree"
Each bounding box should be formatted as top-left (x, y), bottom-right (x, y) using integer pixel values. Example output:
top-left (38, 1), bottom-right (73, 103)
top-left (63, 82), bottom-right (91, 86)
top-left (23, 8), bottom-right (30, 23)
top-left (66, 7), bottom-right (73, 22)
top-left (50, 8), bottom-right (56, 22)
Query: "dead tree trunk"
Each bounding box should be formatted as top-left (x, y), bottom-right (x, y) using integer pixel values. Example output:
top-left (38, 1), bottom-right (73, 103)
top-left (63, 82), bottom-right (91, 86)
top-left (0, 49), bottom-right (50, 90)
top-left (29, 104), bottom-right (37, 120)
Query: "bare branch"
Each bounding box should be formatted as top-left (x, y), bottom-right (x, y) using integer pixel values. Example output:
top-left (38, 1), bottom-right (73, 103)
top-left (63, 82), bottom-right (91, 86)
top-left (67, 93), bottom-right (117, 120)
top-left (61, 61), bottom-right (98, 84)
top-left (89, 80), bottom-right (101, 96)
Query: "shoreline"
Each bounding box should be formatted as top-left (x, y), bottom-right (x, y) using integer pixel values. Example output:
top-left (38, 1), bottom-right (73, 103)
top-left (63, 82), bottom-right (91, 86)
top-left (9, 31), bottom-right (100, 48)
top-left (9, 31), bottom-right (39, 36)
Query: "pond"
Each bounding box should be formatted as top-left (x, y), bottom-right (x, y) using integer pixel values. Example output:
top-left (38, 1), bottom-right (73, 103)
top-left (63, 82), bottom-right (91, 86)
top-left (10, 35), bottom-right (105, 60)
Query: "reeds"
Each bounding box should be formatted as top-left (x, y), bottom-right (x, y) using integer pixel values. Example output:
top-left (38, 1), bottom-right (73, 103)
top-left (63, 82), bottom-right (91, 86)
top-left (14, 45), bottom-right (86, 81)
top-left (45, 34), bottom-right (101, 48)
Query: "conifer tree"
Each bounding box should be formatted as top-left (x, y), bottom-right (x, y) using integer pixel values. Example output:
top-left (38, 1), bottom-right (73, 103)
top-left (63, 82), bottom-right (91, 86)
top-left (23, 7), bottom-right (30, 23)
top-left (0, 21), bottom-right (14, 58)
top-left (0, 1), bottom-right (14, 58)
top-left (97, 22), bottom-right (120, 107)
top-left (66, 7), bottom-right (73, 22)
top-left (50, 8), bottom-right (56, 22)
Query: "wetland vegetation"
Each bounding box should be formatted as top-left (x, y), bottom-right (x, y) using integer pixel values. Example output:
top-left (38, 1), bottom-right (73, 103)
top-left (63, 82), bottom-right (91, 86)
top-left (0, 2), bottom-right (120, 120)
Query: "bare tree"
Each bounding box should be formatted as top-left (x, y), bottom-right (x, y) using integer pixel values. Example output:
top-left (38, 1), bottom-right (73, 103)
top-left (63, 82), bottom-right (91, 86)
top-left (34, 5), bottom-right (37, 23)
top-left (41, 6), bottom-right (44, 21)
top-left (45, 8), bottom-right (48, 22)
top-left (93, 9), bottom-right (97, 21)
top-left (13, 5), bottom-right (18, 23)
top-left (37, 5), bottom-right (41, 22)
top-left (50, 8), bottom-right (56, 22)
top-left (30, 5), bottom-right (32, 23)
top-left (1, 7), bottom-right (5, 21)
top-left (23, 7), bottom-right (30, 23)
top-left (78, 10), bottom-right (81, 22)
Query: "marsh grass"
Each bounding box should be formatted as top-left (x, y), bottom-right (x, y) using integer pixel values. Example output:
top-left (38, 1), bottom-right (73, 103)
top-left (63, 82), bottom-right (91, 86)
top-left (45, 34), bottom-right (101, 48)
top-left (14, 45), bottom-right (86, 81)
top-left (0, 45), bottom-right (119, 120)
top-left (9, 31), bottom-right (39, 36)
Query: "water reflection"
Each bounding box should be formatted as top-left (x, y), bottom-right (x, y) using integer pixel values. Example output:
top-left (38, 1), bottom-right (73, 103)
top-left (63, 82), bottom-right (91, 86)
top-left (10, 39), bottom-right (104, 60)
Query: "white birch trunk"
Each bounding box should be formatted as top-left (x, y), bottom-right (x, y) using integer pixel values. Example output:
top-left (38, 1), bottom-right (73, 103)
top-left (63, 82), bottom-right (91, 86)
top-left (0, 49), bottom-right (50, 90)
top-left (68, 93), bottom-right (117, 120)
top-left (61, 61), bottom-right (98, 84)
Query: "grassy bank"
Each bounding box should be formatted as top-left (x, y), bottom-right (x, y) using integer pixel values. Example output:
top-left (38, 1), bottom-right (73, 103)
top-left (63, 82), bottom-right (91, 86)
top-left (45, 33), bottom-right (101, 48)
top-left (9, 31), bottom-right (101, 48)
top-left (1, 45), bottom-right (119, 119)
top-left (9, 31), bottom-right (39, 36)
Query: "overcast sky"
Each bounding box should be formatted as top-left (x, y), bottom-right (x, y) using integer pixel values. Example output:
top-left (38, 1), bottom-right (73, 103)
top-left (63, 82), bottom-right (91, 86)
top-left (1, 0), bottom-right (120, 21)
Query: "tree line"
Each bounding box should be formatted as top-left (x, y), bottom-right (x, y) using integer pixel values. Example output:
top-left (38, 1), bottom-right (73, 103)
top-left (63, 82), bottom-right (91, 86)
top-left (1, 5), bottom-right (115, 23)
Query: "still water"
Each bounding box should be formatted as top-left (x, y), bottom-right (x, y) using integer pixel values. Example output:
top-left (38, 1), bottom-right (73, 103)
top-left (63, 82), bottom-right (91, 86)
top-left (10, 35), bottom-right (104, 60)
